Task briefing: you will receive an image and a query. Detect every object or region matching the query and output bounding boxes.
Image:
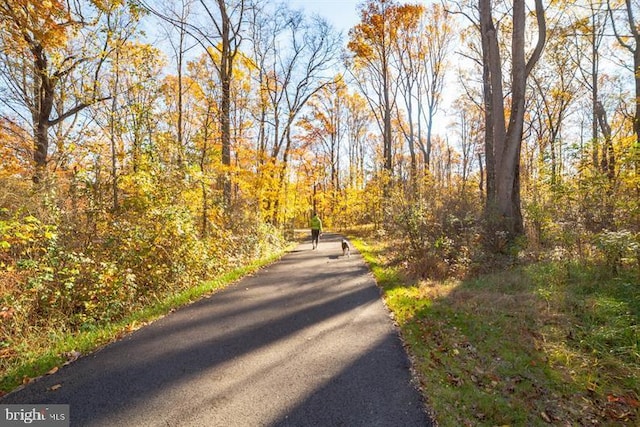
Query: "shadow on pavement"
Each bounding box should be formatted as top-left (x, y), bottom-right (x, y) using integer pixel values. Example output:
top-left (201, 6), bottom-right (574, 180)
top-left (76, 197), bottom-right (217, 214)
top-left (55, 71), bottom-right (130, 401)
top-left (2, 232), bottom-right (431, 426)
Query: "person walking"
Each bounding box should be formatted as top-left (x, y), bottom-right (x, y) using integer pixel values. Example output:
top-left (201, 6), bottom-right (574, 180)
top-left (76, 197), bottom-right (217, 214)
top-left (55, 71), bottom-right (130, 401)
top-left (310, 212), bottom-right (322, 250)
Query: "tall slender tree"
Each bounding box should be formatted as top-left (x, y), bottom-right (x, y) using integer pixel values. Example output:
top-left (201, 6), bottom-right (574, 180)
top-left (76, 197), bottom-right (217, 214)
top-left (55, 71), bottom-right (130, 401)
top-left (479, 0), bottom-right (546, 237)
top-left (392, 3), bottom-right (425, 186)
top-left (348, 0), bottom-right (399, 177)
top-left (416, 4), bottom-right (454, 173)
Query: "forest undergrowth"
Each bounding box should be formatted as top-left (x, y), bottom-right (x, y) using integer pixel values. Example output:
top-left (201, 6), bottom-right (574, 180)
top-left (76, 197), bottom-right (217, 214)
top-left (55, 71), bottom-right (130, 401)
top-left (350, 224), bottom-right (640, 426)
top-left (0, 179), bottom-right (290, 395)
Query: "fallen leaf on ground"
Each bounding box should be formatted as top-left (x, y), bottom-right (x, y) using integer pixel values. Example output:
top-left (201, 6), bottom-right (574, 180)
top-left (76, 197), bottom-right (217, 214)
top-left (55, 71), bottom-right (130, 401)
top-left (49, 384), bottom-right (62, 391)
top-left (607, 395), bottom-right (640, 407)
top-left (540, 411), bottom-right (552, 423)
top-left (47, 366), bottom-right (59, 375)
top-left (447, 373), bottom-right (463, 386)
top-left (63, 350), bottom-right (81, 365)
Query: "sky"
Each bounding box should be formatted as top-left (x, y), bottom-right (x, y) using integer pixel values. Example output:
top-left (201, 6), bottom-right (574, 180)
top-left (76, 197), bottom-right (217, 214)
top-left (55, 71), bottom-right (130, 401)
top-left (287, 0), bottom-right (361, 33)
top-left (287, 0), bottom-right (440, 34)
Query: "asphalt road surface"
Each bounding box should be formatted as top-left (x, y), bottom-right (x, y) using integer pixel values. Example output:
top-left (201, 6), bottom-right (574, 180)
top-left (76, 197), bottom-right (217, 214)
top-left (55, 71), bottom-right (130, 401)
top-left (2, 232), bottom-right (433, 426)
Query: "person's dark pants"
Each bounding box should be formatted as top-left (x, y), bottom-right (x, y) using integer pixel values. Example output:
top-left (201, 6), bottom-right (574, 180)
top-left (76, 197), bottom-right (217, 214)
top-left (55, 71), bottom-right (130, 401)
top-left (311, 229), bottom-right (320, 248)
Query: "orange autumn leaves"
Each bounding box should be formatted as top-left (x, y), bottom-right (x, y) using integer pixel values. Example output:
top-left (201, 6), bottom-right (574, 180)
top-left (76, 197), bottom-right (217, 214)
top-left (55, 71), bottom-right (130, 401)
top-left (0, 0), bottom-right (74, 51)
top-left (0, 0), bottom-right (125, 53)
top-left (348, 0), bottom-right (425, 61)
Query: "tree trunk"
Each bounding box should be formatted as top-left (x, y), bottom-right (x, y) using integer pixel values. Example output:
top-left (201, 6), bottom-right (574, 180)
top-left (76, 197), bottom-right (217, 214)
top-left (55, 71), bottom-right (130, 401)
top-left (218, 0), bottom-right (233, 209)
top-left (595, 100), bottom-right (615, 229)
top-left (623, 0), bottom-right (640, 152)
top-left (176, 20), bottom-right (186, 170)
top-left (479, 0), bottom-right (501, 210)
top-left (480, 0), bottom-right (545, 239)
top-left (404, 90), bottom-right (418, 191)
top-left (32, 45), bottom-right (54, 185)
top-left (383, 61), bottom-right (393, 174)
top-left (110, 93), bottom-right (119, 211)
top-left (608, 0), bottom-right (640, 195)
top-left (595, 101), bottom-right (615, 181)
top-left (592, 13), bottom-right (600, 169)
top-left (496, 0), bottom-right (527, 235)
top-left (200, 106), bottom-right (213, 238)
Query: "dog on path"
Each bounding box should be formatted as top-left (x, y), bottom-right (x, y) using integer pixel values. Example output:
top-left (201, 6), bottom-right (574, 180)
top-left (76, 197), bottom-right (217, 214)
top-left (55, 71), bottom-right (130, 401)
top-left (341, 239), bottom-right (351, 257)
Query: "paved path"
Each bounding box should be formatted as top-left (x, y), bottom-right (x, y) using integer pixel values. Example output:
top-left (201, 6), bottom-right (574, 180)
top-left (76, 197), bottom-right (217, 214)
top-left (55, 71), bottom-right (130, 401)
top-left (2, 233), bottom-right (432, 426)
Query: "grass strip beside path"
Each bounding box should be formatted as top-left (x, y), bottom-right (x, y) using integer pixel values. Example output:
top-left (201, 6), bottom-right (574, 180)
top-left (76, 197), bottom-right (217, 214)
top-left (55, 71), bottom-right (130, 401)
top-left (352, 237), bottom-right (639, 426)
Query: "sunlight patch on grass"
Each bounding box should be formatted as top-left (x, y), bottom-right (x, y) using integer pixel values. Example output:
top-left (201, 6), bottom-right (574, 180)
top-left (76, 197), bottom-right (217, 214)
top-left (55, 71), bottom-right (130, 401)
top-left (385, 286), bottom-right (433, 324)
